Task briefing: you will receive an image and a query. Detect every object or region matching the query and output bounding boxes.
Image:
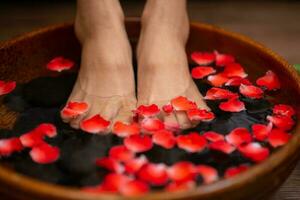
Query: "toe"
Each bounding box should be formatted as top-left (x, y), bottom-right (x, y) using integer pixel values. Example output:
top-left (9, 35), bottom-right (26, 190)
top-left (176, 111), bottom-right (192, 129)
top-left (162, 113), bottom-right (179, 131)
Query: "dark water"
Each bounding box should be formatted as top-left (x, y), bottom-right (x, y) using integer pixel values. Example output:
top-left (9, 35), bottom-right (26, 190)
top-left (0, 71), bottom-right (273, 188)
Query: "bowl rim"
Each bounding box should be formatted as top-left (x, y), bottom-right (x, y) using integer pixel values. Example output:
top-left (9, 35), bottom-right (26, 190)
top-left (0, 18), bottom-right (300, 200)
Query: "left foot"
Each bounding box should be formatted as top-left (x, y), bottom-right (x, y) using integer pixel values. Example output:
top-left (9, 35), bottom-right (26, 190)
top-left (137, 0), bottom-right (209, 130)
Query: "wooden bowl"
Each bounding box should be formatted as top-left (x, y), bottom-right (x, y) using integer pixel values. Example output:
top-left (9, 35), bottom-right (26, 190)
top-left (0, 18), bottom-right (300, 200)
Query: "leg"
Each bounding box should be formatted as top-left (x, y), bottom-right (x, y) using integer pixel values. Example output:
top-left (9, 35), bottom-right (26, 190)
top-left (62, 0), bottom-right (136, 130)
top-left (137, 0), bottom-right (209, 129)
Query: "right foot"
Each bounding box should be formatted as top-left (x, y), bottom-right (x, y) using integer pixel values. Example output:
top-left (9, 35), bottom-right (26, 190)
top-left (61, 0), bottom-right (136, 131)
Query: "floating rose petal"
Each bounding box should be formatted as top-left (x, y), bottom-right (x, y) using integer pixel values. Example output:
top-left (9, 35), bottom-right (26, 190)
top-left (223, 63), bottom-right (247, 78)
top-left (109, 145), bottom-right (134, 162)
top-left (204, 87), bottom-right (238, 100)
top-left (124, 155), bottom-right (148, 174)
top-left (101, 173), bottom-right (131, 192)
top-left (225, 128), bottom-right (252, 147)
top-left (252, 123), bottom-right (272, 141)
top-left (207, 73), bottom-right (229, 87)
top-left (141, 118), bottom-right (164, 132)
top-left (162, 104), bottom-right (174, 114)
top-left (124, 135), bottom-right (153, 153)
top-left (187, 109), bottom-right (215, 122)
top-left (268, 129), bottom-right (291, 148)
top-left (153, 130), bottom-right (176, 149)
top-left (209, 140), bottom-right (236, 154)
top-left (46, 56), bottom-right (74, 72)
top-left (256, 70), bottom-right (280, 90)
top-left (138, 163), bottom-right (168, 186)
top-left (238, 142), bottom-right (270, 163)
top-left (112, 121), bottom-right (140, 137)
top-left (225, 77), bottom-right (251, 87)
top-left (177, 132), bottom-right (207, 153)
top-left (267, 115), bottom-right (295, 131)
top-left (171, 96), bottom-right (197, 111)
top-left (191, 52), bottom-right (216, 65)
top-left (191, 66), bottom-right (216, 79)
top-left (214, 51), bottom-right (235, 67)
top-left (61, 101), bottom-right (88, 118)
top-left (0, 80), bottom-right (16, 96)
top-left (136, 104), bottom-right (160, 118)
top-left (96, 157), bottom-right (123, 173)
top-left (165, 181), bottom-right (195, 192)
top-left (35, 123), bottom-right (57, 138)
top-left (197, 165), bottom-right (219, 184)
top-left (239, 84), bottom-right (264, 99)
top-left (219, 97), bottom-right (245, 112)
top-left (20, 130), bottom-right (44, 148)
top-left (203, 131), bottom-right (225, 142)
top-left (80, 114), bottom-right (110, 134)
top-left (224, 164), bottom-right (249, 178)
top-left (273, 104), bottom-right (295, 117)
top-left (119, 180), bottom-right (149, 197)
top-left (30, 143), bottom-right (60, 164)
top-left (0, 137), bottom-right (23, 156)
top-left (168, 161), bottom-right (196, 182)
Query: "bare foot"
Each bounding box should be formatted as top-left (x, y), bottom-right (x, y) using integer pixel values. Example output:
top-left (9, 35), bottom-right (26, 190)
top-left (137, 0), bottom-right (209, 129)
top-left (61, 0), bottom-right (136, 131)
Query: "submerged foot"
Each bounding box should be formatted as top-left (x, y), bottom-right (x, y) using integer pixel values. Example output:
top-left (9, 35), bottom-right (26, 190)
top-left (137, 0), bottom-right (209, 129)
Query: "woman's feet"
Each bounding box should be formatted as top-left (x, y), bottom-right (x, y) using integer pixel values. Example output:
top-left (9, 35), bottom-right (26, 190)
top-left (62, 0), bottom-right (136, 130)
top-left (137, 0), bottom-right (209, 129)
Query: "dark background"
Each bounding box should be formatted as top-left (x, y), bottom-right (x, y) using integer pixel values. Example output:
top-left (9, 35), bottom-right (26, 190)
top-left (0, 0), bottom-right (299, 199)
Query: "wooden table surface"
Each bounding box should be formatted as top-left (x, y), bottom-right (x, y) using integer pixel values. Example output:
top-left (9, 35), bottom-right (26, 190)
top-left (0, 1), bottom-right (299, 199)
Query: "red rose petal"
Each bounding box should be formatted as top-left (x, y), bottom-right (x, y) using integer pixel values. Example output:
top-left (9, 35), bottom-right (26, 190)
top-left (153, 130), bottom-right (176, 149)
top-left (167, 161), bottom-right (196, 182)
top-left (252, 123), bottom-right (272, 141)
top-left (191, 66), bottom-right (216, 79)
top-left (219, 97), bottom-right (246, 112)
top-left (203, 131), bottom-right (225, 142)
top-left (204, 87), bottom-right (238, 100)
top-left (0, 80), bottom-right (16, 96)
top-left (214, 51), bottom-right (235, 67)
top-left (0, 137), bottom-right (23, 156)
top-left (80, 114), bottom-right (110, 134)
top-left (223, 63), bottom-right (247, 78)
top-left (171, 96), bottom-right (197, 111)
top-left (256, 70), bottom-right (280, 90)
top-left (224, 164), bottom-right (249, 178)
top-left (267, 115), bottom-right (295, 131)
top-left (239, 84), bottom-right (264, 99)
top-left (96, 157), bottom-right (123, 173)
top-left (119, 180), bottom-right (149, 196)
top-left (187, 109), bottom-right (215, 122)
top-left (136, 104), bottom-right (160, 118)
top-left (273, 104), bottom-right (295, 117)
top-left (20, 130), bottom-right (44, 148)
top-left (268, 128), bottom-right (291, 148)
top-left (162, 104), bottom-right (174, 114)
top-left (238, 142), bottom-right (270, 163)
top-left (35, 123), bottom-right (57, 138)
top-left (124, 155), bottom-right (148, 174)
top-left (61, 101), bottom-right (89, 118)
top-left (225, 77), bottom-right (251, 87)
top-left (46, 56), bottom-right (74, 72)
top-left (191, 52), bottom-right (216, 65)
top-left (207, 73), bottom-right (229, 87)
top-left (141, 118), bottom-right (165, 132)
top-left (112, 121), bottom-right (140, 137)
top-left (124, 135), bottom-right (153, 153)
top-left (197, 165), bottom-right (219, 184)
top-left (177, 132), bottom-right (207, 153)
top-left (101, 173), bottom-right (131, 192)
top-left (30, 143), bottom-right (60, 164)
top-left (138, 163), bottom-right (168, 186)
top-left (209, 140), bottom-right (236, 154)
top-left (225, 128), bottom-right (252, 147)
top-left (165, 181), bottom-right (195, 192)
top-left (109, 145), bottom-right (134, 162)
